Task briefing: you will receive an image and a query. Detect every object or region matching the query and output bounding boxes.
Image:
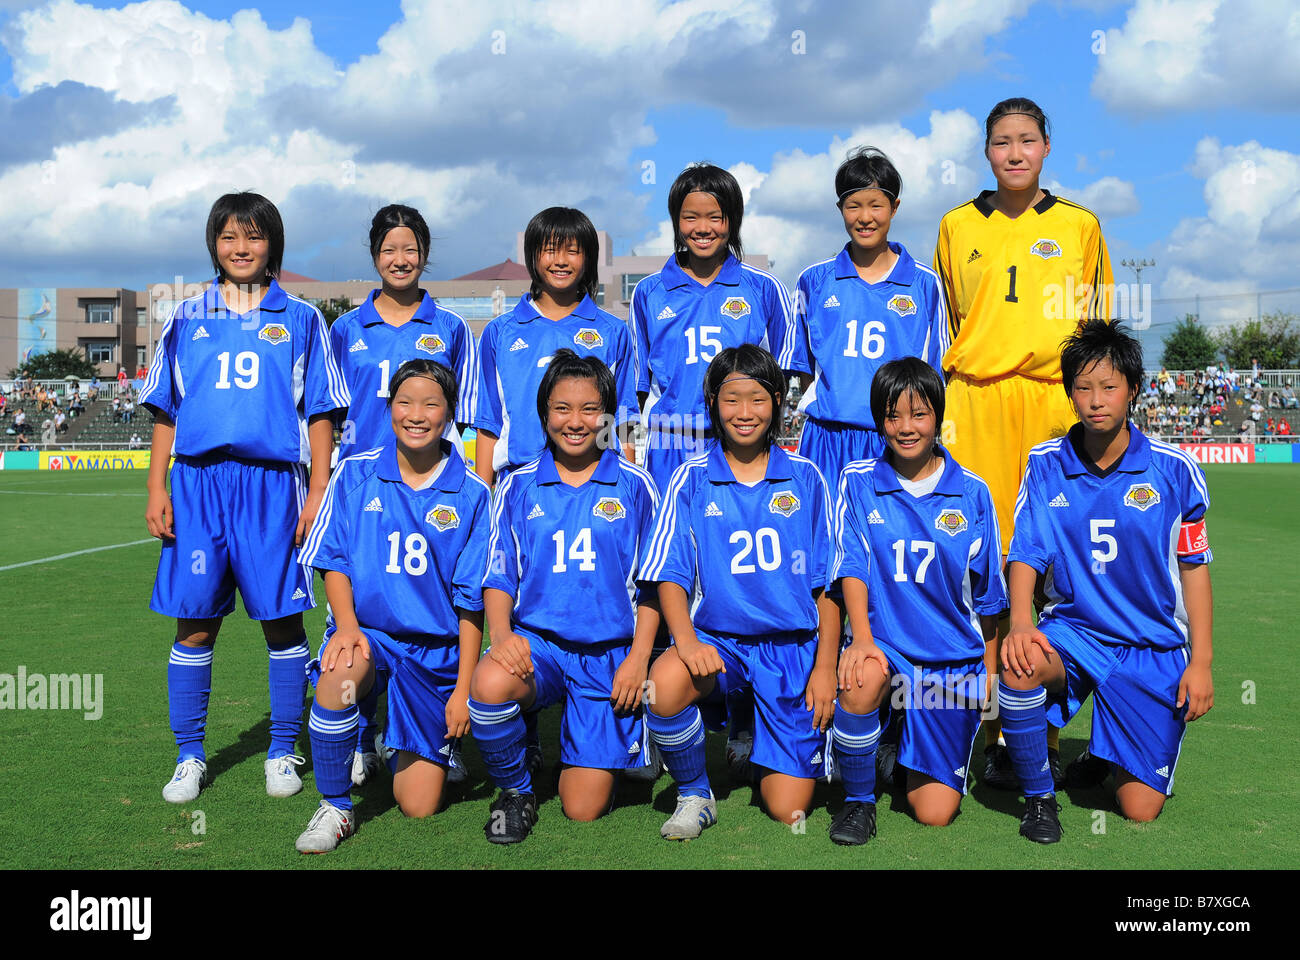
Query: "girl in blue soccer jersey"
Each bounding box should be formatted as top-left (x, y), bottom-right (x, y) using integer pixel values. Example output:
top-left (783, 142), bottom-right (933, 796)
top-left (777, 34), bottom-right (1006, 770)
top-left (829, 358), bottom-right (1006, 845)
top-left (999, 320), bottom-right (1214, 843)
top-left (468, 350), bottom-right (661, 843)
top-left (327, 204), bottom-right (478, 787)
top-left (640, 344), bottom-right (840, 839)
top-left (141, 192), bottom-right (349, 805)
top-left (294, 360), bottom-right (491, 852)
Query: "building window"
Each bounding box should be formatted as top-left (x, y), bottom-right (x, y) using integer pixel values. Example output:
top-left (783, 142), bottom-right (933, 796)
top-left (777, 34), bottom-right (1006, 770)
top-left (86, 342), bottom-right (116, 364)
top-left (137, 346), bottom-right (147, 369)
top-left (136, 307), bottom-right (147, 325)
top-left (596, 283), bottom-right (605, 308)
top-left (621, 273), bottom-right (649, 301)
top-left (85, 302), bottom-right (115, 324)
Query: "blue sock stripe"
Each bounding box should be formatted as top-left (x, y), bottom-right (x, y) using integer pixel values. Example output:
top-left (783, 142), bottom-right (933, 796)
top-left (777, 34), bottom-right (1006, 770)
top-left (468, 701), bottom-right (521, 726)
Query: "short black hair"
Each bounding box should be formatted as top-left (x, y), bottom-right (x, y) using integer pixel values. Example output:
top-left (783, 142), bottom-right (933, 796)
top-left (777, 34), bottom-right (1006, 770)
top-left (205, 192), bottom-right (284, 281)
top-left (1060, 319), bottom-right (1145, 394)
top-left (386, 358), bottom-right (458, 422)
top-left (536, 349), bottom-right (617, 453)
top-left (523, 207), bottom-right (600, 302)
top-left (369, 204), bottom-right (431, 266)
top-left (984, 97), bottom-right (1051, 148)
top-left (835, 146), bottom-right (902, 205)
top-left (870, 357), bottom-right (946, 432)
top-left (668, 163), bottom-right (744, 263)
top-left (704, 344), bottom-right (785, 450)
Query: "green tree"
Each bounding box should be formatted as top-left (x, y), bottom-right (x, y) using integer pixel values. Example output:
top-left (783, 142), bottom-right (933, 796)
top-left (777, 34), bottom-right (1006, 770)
top-left (313, 298), bottom-right (356, 326)
top-left (1161, 315), bottom-right (1218, 370)
top-left (1212, 313), bottom-right (1300, 369)
top-left (8, 347), bottom-right (97, 380)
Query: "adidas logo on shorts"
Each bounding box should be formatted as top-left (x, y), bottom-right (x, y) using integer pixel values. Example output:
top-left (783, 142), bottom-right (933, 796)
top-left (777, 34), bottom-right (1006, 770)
top-left (439, 743), bottom-right (452, 756)
top-left (627, 740), bottom-right (640, 755)
top-left (349, 338), bottom-right (367, 352)
top-left (364, 497), bottom-right (383, 512)
top-left (192, 325), bottom-right (210, 341)
top-left (527, 504), bottom-right (545, 520)
top-left (705, 502), bottom-right (723, 517)
top-left (954, 766), bottom-right (966, 779)
top-left (810, 750), bottom-right (823, 766)
top-left (656, 305), bottom-right (676, 320)
top-left (1040, 759), bottom-right (1051, 772)
top-left (1155, 765), bottom-right (1169, 777)
top-left (867, 509), bottom-right (885, 524)
top-left (292, 588), bottom-right (307, 600)
top-left (1049, 493), bottom-right (1070, 507)
top-left (822, 294), bottom-right (841, 308)
top-left (509, 338), bottom-right (529, 352)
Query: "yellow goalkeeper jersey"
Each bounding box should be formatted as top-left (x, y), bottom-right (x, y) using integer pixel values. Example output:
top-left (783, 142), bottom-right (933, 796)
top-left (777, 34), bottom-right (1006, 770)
top-left (933, 190), bottom-right (1112, 382)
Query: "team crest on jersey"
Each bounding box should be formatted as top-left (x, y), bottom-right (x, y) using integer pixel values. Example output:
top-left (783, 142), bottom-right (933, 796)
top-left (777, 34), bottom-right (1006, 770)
top-left (934, 509), bottom-right (968, 536)
top-left (573, 328), bottom-right (603, 350)
top-left (769, 490), bottom-right (800, 518)
top-left (720, 296), bottom-right (751, 320)
top-left (1030, 238), bottom-right (1062, 260)
top-left (1124, 483), bottom-right (1161, 511)
top-left (258, 323), bottom-right (290, 345)
top-left (415, 334), bottom-right (445, 355)
top-left (592, 497), bottom-right (626, 522)
top-left (425, 504), bottom-right (460, 532)
top-left (886, 294), bottom-right (917, 317)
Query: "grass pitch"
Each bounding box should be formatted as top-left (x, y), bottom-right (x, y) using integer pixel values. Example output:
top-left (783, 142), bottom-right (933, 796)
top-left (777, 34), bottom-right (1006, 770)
top-left (0, 466), bottom-right (1296, 869)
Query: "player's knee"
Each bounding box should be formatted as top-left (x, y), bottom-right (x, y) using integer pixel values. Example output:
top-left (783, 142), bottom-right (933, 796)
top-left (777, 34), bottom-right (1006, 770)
top-left (912, 801), bottom-right (959, 827)
top-left (176, 632), bottom-right (215, 649)
top-left (262, 615), bottom-right (304, 647)
top-left (998, 667), bottom-right (1042, 692)
top-left (394, 783), bottom-right (441, 819)
top-left (560, 794), bottom-right (610, 823)
top-left (469, 662), bottom-right (516, 704)
top-left (764, 803), bottom-right (808, 827)
top-left (838, 679), bottom-right (885, 715)
top-left (1118, 794), bottom-right (1165, 823)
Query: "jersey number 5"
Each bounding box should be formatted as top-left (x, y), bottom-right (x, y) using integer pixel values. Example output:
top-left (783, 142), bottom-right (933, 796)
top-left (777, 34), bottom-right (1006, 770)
top-left (1090, 519), bottom-right (1117, 563)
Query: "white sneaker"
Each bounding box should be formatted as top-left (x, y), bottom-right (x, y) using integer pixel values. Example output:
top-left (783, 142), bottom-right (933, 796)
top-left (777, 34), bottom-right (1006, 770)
top-left (351, 750), bottom-right (382, 787)
top-left (162, 758), bottom-right (207, 803)
top-left (726, 731), bottom-right (754, 780)
top-left (446, 740), bottom-right (468, 784)
top-left (295, 801), bottom-right (355, 854)
top-left (660, 793), bottom-right (717, 841)
top-left (375, 731), bottom-right (395, 764)
top-left (265, 754), bottom-right (306, 798)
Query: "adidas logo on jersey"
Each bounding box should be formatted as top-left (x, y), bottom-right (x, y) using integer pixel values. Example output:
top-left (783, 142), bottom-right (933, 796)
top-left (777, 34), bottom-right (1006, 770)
top-left (192, 325), bottom-right (209, 341)
top-left (705, 502), bottom-right (723, 517)
top-left (967, 248), bottom-right (982, 264)
top-left (509, 338), bottom-right (529, 352)
top-left (867, 509), bottom-right (885, 524)
top-left (1049, 493), bottom-right (1070, 507)
top-left (292, 588), bottom-right (306, 600)
top-left (627, 740), bottom-right (640, 755)
top-left (1155, 765), bottom-right (1169, 777)
top-left (656, 305), bottom-right (676, 320)
top-left (364, 497), bottom-right (383, 512)
top-left (348, 338), bottom-right (368, 352)
top-left (822, 294), bottom-right (841, 308)
top-left (527, 504), bottom-right (545, 520)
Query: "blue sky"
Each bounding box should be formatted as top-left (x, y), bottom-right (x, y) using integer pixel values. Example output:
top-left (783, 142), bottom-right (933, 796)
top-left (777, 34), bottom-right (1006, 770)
top-left (1, 0), bottom-right (1297, 340)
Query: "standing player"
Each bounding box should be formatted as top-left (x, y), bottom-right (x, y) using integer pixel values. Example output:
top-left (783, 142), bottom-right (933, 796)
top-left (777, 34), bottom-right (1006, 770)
top-left (294, 360), bottom-right (491, 852)
top-left (640, 345), bottom-right (839, 839)
top-left (328, 204), bottom-right (477, 786)
top-left (933, 97), bottom-right (1113, 787)
top-left (829, 358), bottom-right (1005, 844)
top-left (469, 351), bottom-right (660, 843)
top-left (1000, 319), bottom-right (1213, 842)
top-left (141, 192), bottom-right (350, 803)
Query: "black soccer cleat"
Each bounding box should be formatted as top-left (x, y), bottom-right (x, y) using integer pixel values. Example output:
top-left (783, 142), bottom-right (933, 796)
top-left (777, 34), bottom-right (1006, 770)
top-left (485, 789), bottom-right (538, 845)
top-left (1019, 793), bottom-right (1062, 844)
top-left (1047, 747), bottom-right (1066, 789)
top-left (829, 801), bottom-right (877, 846)
top-left (982, 744), bottom-right (1019, 790)
top-left (1065, 749), bottom-right (1110, 788)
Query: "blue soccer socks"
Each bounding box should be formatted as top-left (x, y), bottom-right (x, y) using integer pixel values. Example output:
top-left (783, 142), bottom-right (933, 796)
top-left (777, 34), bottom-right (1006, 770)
top-left (998, 680), bottom-right (1054, 797)
top-left (308, 702), bottom-right (358, 811)
top-left (832, 705), bottom-right (881, 803)
top-left (647, 705), bottom-right (710, 799)
top-left (470, 698), bottom-right (532, 794)
top-left (267, 635), bottom-right (310, 759)
top-left (168, 641), bottom-right (213, 763)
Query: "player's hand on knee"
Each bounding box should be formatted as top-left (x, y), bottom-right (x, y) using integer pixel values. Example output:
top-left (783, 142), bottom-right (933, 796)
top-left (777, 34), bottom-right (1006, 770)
top-left (674, 635), bottom-right (725, 679)
top-left (146, 488), bottom-right (174, 540)
top-left (838, 639), bottom-right (888, 691)
top-left (445, 687), bottom-right (471, 740)
top-left (323, 628), bottom-right (370, 672)
top-left (489, 632), bottom-right (533, 679)
top-left (805, 664), bottom-right (837, 731)
top-left (610, 654), bottom-right (650, 714)
top-left (1002, 623), bottom-right (1053, 679)
top-left (1177, 662), bottom-right (1214, 721)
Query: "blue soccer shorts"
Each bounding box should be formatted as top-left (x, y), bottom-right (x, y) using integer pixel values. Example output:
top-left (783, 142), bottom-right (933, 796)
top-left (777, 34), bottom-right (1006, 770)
top-left (151, 456), bottom-right (315, 621)
top-left (694, 628), bottom-right (826, 780)
top-left (509, 628), bottom-right (646, 770)
top-left (309, 627), bottom-right (460, 767)
top-left (1040, 618), bottom-right (1190, 795)
top-left (797, 418), bottom-right (887, 490)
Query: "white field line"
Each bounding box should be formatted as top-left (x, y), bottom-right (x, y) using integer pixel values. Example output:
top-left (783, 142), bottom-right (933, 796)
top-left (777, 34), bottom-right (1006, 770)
top-left (0, 538), bottom-right (155, 572)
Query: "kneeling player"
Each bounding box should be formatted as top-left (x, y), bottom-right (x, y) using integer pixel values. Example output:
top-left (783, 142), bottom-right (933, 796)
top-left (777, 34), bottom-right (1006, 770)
top-left (469, 350), bottom-right (660, 844)
top-left (640, 345), bottom-right (839, 839)
top-left (294, 360), bottom-right (491, 853)
top-left (1000, 319), bottom-right (1214, 843)
top-left (830, 358), bottom-right (1005, 843)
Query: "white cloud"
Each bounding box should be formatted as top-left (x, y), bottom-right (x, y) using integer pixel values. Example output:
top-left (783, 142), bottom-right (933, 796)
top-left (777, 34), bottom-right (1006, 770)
top-left (922, 0), bottom-right (1034, 48)
top-left (1044, 175), bottom-right (1140, 220)
top-left (1091, 0), bottom-right (1300, 111)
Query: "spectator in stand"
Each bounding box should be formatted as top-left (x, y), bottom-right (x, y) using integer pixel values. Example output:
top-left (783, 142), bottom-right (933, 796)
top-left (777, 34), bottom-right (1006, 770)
top-left (112, 396), bottom-right (121, 418)
top-left (130, 433), bottom-right (143, 450)
top-left (13, 408), bottom-right (27, 432)
top-left (1143, 379), bottom-right (1158, 400)
top-left (19, 369), bottom-right (34, 400)
top-left (88, 377), bottom-right (100, 401)
top-left (1162, 376), bottom-right (1176, 398)
top-left (1251, 357), bottom-right (1260, 382)
top-left (1281, 385), bottom-right (1298, 410)
top-left (1156, 367), bottom-right (1170, 388)
top-left (1265, 417), bottom-right (1275, 436)
top-left (69, 390), bottom-right (84, 417)
top-left (1279, 419), bottom-right (1293, 437)
top-left (1250, 399), bottom-right (1264, 422)
top-left (1176, 372), bottom-right (1186, 390)
top-left (116, 366), bottom-right (128, 389)
top-left (0, 393), bottom-right (6, 419)
top-left (122, 396), bottom-right (135, 423)
top-left (55, 410), bottom-right (67, 435)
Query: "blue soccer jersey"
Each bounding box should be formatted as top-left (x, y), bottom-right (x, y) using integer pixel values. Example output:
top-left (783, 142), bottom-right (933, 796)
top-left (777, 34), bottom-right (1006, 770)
top-left (1008, 423), bottom-right (1212, 651)
top-left (298, 438), bottom-right (492, 641)
top-left (329, 291), bottom-right (477, 460)
top-left (630, 254), bottom-right (802, 438)
top-left (139, 280), bottom-right (350, 463)
top-left (640, 443), bottom-right (833, 638)
top-left (473, 295), bottom-right (638, 474)
top-left (482, 447), bottom-right (659, 646)
top-left (794, 242), bottom-right (948, 428)
top-left (831, 453), bottom-right (1007, 663)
